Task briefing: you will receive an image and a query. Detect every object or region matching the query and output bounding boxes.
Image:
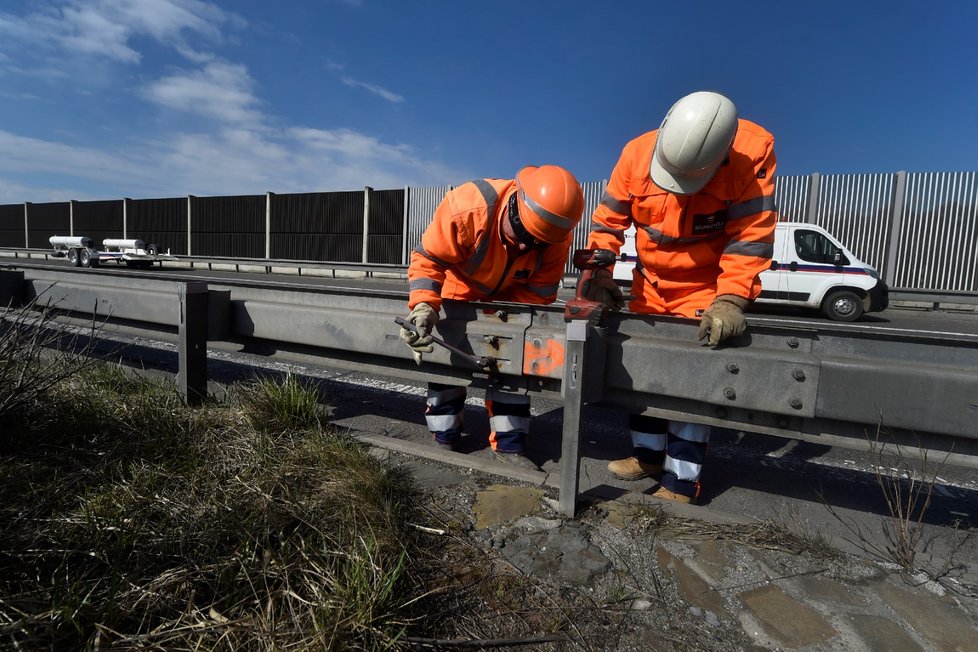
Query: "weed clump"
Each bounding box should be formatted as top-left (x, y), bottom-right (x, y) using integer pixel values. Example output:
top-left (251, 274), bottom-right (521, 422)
top-left (1, 356), bottom-right (424, 650)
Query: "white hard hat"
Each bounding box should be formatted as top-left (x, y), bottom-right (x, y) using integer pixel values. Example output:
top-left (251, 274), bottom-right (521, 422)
top-left (650, 91), bottom-right (738, 195)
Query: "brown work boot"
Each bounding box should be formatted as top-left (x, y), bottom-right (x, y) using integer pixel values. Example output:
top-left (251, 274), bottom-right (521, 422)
top-left (608, 456), bottom-right (662, 481)
top-left (651, 485), bottom-right (697, 505)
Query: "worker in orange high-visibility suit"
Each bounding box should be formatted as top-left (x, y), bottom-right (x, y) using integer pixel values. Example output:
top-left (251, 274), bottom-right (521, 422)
top-left (584, 91), bottom-right (777, 504)
top-left (400, 165), bottom-right (585, 472)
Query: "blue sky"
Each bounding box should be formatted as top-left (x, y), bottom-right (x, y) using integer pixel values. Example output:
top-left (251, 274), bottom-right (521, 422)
top-left (1, 0), bottom-right (976, 203)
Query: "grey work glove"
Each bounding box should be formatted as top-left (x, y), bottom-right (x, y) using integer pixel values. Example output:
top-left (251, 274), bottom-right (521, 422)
top-left (399, 302), bottom-right (439, 364)
top-left (581, 268), bottom-right (625, 311)
top-left (697, 295), bottom-right (749, 347)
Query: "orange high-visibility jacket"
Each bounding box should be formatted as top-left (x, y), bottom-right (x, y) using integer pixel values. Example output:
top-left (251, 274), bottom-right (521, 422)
top-left (588, 119), bottom-right (777, 301)
top-left (409, 179), bottom-right (572, 311)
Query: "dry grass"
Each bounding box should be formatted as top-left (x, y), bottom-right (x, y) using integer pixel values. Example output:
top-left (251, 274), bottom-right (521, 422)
top-left (0, 350), bottom-right (429, 649)
top-left (0, 291), bottom-right (100, 424)
top-left (820, 426), bottom-right (972, 584)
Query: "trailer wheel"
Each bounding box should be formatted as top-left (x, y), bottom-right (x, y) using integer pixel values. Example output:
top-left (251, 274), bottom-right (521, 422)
top-left (79, 248), bottom-right (92, 268)
top-left (68, 248), bottom-right (81, 267)
top-left (147, 243), bottom-right (159, 256)
top-left (822, 289), bottom-right (864, 321)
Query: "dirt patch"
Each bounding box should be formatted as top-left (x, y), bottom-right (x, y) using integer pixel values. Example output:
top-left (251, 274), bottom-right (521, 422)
top-left (403, 454), bottom-right (978, 651)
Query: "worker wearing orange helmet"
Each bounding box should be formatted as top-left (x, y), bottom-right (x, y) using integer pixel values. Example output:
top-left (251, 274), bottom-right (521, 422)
top-left (400, 165), bottom-right (585, 471)
top-left (585, 91), bottom-right (778, 504)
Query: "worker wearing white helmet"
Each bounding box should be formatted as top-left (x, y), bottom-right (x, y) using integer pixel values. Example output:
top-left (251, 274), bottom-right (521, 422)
top-left (585, 91), bottom-right (778, 504)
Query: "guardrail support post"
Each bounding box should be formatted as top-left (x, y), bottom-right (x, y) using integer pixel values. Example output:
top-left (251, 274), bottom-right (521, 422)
top-left (178, 281), bottom-right (209, 405)
top-left (558, 318), bottom-right (607, 517)
top-left (0, 270), bottom-right (25, 308)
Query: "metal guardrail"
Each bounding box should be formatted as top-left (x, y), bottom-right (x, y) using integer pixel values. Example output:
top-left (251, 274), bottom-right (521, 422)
top-left (3, 266), bottom-right (978, 515)
top-left (5, 247), bottom-right (978, 310)
top-left (887, 288), bottom-right (978, 307)
top-left (0, 247), bottom-right (409, 277)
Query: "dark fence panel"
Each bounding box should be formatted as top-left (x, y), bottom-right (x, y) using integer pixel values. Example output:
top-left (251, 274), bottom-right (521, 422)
top-left (270, 191), bottom-right (364, 261)
top-left (129, 197), bottom-right (187, 255)
top-left (0, 204), bottom-right (24, 247)
top-left (73, 200), bottom-right (124, 250)
top-left (27, 202), bottom-right (70, 248)
top-left (367, 235), bottom-right (403, 265)
top-left (270, 233), bottom-right (362, 261)
top-left (191, 195), bottom-right (265, 257)
top-left (367, 189), bottom-right (404, 263)
top-left (192, 233), bottom-right (265, 258)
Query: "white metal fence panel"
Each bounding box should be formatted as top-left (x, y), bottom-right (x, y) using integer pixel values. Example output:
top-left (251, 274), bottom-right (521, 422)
top-left (403, 185), bottom-right (451, 264)
top-left (895, 172), bottom-right (978, 291)
top-left (773, 175), bottom-right (811, 223)
top-left (811, 173), bottom-right (894, 275)
top-left (565, 180), bottom-right (606, 275)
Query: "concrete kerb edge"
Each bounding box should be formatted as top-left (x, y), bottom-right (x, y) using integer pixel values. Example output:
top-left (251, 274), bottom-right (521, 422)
top-left (354, 431), bottom-right (554, 487)
top-left (354, 430), bottom-right (752, 527)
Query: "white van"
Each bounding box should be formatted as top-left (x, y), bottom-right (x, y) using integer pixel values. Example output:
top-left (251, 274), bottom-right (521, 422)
top-left (613, 222), bottom-right (889, 321)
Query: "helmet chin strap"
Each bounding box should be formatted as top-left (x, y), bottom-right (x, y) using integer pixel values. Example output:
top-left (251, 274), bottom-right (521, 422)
top-left (507, 192), bottom-right (548, 249)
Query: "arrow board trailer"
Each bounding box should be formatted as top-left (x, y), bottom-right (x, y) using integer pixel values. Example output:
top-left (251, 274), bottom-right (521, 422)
top-left (49, 235), bottom-right (177, 269)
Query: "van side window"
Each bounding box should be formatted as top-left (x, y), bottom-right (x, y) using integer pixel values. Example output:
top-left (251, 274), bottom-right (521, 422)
top-left (794, 230), bottom-right (849, 265)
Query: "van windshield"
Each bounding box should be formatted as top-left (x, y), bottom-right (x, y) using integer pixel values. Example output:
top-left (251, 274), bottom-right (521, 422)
top-left (794, 229), bottom-right (849, 265)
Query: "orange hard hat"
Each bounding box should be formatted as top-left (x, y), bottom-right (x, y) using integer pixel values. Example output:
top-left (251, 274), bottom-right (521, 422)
top-left (514, 165), bottom-right (585, 244)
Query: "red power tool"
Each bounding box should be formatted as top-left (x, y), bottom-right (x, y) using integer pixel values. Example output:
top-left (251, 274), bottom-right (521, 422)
top-left (564, 248), bottom-right (618, 323)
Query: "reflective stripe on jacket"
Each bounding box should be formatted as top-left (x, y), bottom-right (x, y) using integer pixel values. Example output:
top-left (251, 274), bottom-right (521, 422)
top-left (408, 179), bottom-right (572, 310)
top-left (588, 119), bottom-right (777, 300)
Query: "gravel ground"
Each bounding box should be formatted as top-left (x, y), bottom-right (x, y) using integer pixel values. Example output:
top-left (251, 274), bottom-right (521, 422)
top-left (393, 453), bottom-right (977, 651)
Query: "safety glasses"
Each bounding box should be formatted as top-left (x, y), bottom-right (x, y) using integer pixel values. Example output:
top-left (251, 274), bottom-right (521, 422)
top-left (507, 193), bottom-right (548, 249)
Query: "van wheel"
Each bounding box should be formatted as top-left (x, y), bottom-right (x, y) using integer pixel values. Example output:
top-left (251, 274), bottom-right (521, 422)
top-left (822, 289), bottom-right (864, 321)
top-left (68, 248), bottom-right (81, 267)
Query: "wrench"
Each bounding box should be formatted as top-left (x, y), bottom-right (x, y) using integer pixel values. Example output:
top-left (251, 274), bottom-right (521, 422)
top-left (394, 316), bottom-right (495, 370)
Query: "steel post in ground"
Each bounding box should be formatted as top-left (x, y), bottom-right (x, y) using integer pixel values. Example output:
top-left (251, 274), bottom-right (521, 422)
top-left (558, 319), bottom-right (589, 517)
top-left (178, 281), bottom-right (209, 405)
top-left (0, 270), bottom-right (25, 308)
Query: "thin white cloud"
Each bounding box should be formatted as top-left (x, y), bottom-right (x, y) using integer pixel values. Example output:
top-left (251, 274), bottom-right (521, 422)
top-left (0, 177), bottom-right (80, 204)
top-left (327, 61), bottom-right (404, 103)
top-left (290, 127), bottom-right (413, 161)
top-left (141, 126), bottom-right (460, 194)
top-left (0, 0), bottom-right (241, 64)
top-left (142, 61), bottom-right (265, 126)
top-left (0, 124), bottom-right (461, 200)
top-left (0, 130), bottom-right (155, 187)
top-left (339, 76), bottom-right (404, 103)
